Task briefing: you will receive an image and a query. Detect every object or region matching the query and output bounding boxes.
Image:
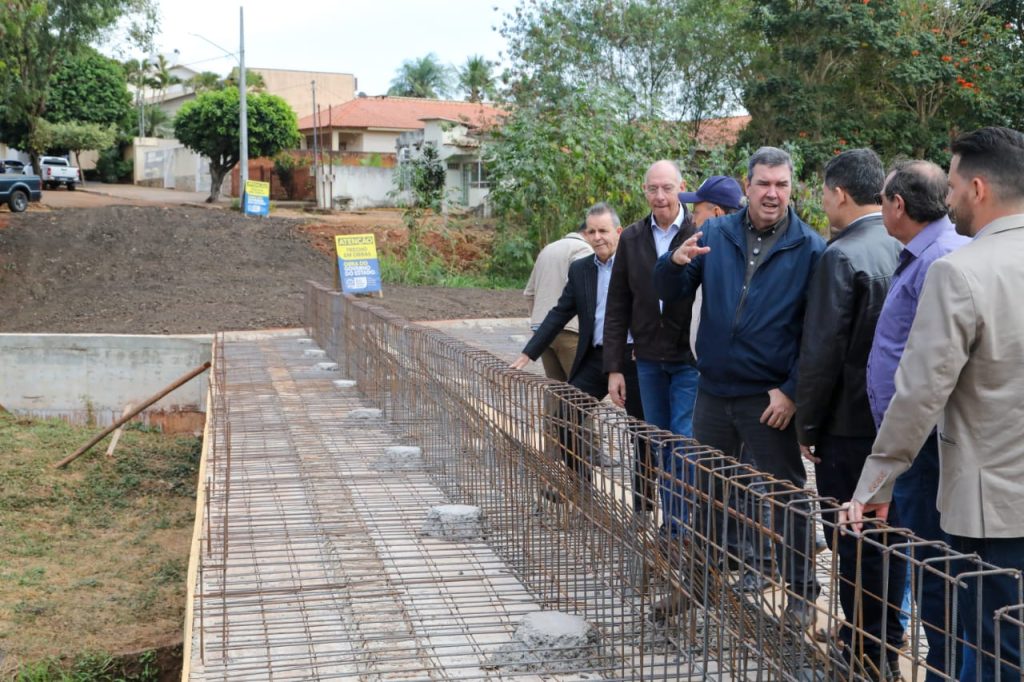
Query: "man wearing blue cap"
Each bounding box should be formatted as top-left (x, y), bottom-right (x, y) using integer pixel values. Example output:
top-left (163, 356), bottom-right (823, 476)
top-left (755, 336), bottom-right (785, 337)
top-left (654, 147), bottom-right (826, 627)
top-left (679, 174), bottom-right (744, 227)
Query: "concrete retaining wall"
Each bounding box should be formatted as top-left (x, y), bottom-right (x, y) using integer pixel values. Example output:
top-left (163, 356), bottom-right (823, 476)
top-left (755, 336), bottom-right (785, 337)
top-left (0, 333), bottom-right (212, 429)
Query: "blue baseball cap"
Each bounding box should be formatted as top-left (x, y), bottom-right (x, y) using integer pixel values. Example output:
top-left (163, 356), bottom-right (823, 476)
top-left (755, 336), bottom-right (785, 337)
top-left (678, 175), bottom-right (743, 210)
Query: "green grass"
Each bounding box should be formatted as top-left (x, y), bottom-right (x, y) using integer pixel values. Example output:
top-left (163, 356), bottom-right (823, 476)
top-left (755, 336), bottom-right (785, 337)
top-left (380, 241), bottom-right (524, 289)
top-left (0, 411), bottom-right (200, 677)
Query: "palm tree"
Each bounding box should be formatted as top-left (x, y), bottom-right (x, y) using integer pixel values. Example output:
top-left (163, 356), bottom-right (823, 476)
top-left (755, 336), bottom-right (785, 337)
top-left (388, 54), bottom-right (452, 99)
top-left (458, 55), bottom-right (496, 103)
top-left (224, 67), bottom-right (266, 92)
top-left (123, 58), bottom-right (160, 136)
top-left (187, 71), bottom-right (223, 93)
top-left (150, 53), bottom-right (182, 103)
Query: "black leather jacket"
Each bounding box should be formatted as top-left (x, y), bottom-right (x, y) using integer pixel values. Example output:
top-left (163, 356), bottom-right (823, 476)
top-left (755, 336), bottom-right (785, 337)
top-left (795, 215), bottom-right (901, 444)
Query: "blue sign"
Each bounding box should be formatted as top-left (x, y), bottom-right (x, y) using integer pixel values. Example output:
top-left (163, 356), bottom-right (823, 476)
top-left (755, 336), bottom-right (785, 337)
top-left (335, 234), bottom-right (382, 294)
top-left (243, 180), bottom-right (270, 216)
top-left (338, 257), bottom-right (382, 294)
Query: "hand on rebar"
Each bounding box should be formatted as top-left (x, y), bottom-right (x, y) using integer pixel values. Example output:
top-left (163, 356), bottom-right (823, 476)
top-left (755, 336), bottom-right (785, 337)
top-left (839, 499), bottom-right (890, 534)
top-left (511, 353), bottom-right (531, 370)
top-left (608, 372), bottom-right (627, 407)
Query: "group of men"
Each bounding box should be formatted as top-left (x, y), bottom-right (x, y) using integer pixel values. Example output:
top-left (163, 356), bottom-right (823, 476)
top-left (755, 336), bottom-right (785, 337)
top-left (514, 125), bottom-right (1024, 681)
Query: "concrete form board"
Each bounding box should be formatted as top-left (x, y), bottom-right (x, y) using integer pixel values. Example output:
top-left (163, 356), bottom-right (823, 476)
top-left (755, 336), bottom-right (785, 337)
top-left (0, 333), bottom-right (211, 426)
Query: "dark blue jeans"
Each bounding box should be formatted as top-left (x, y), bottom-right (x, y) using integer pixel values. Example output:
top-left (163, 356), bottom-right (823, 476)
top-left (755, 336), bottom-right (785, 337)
top-left (950, 534), bottom-right (1024, 682)
top-left (635, 359), bottom-right (698, 536)
top-left (815, 433), bottom-right (906, 675)
top-left (692, 389), bottom-right (819, 598)
top-left (892, 433), bottom-right (961, 681)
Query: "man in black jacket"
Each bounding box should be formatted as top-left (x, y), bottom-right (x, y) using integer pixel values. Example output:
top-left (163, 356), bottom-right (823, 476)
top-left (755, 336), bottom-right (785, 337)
top-left (795, 148), bottom-right (904, 679)
top-left (512, 203), bottom-right (650, 505)
top-left (604, 160), bottom-right (698, 539)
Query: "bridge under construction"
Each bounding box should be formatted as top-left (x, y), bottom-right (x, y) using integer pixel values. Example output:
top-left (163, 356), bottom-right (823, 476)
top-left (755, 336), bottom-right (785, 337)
top-left (182, 282), bottom-right (1024, 680)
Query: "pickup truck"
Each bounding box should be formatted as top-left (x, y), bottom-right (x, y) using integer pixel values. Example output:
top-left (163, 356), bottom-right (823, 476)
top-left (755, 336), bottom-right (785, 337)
top-left (0, 173), bottom-right (42, 212)
top-left (40, 156), bottom-right (80, 190)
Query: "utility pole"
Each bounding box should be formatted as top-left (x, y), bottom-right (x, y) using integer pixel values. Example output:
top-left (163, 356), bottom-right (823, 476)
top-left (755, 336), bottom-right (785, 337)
top-left (239, 6), bottom-right (249, 197)
top-left (311, 80), bottom-right (322, 209)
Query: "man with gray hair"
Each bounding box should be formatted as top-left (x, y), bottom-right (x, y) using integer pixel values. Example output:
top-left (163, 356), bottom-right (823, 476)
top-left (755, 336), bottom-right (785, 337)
top-left (513, 203), bottom-right (647, 502)
top-left (604, 160), bottom-right (699, 539)
top-left (865, 159), bottom-right (968, 681)
top-left (654, 146), bottom-right (826, 626)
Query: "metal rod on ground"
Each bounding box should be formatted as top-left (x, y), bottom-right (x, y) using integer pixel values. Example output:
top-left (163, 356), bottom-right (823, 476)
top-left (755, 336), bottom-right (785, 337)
top-left (105, 402), bottom-right (134, 458)
top-left (55, 361), bottom-right (212, 469)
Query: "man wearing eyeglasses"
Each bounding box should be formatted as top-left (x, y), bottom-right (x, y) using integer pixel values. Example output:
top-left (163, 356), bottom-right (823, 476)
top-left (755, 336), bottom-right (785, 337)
top-left (795, 148), bottom-right (904, 679)
top-left (603, 160), bottom-right (698, 542)
top-left (654, 146), bottom-right (826, 628)
top-left (864, 159), bottom-right (968, 681)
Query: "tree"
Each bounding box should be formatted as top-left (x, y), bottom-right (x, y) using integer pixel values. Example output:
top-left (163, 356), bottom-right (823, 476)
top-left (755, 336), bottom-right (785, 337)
top-left (188, 70), bottom-right (224, 93)
top-left (388, 54), bottom-right (453, 99)
top-left (0, 0), bottom-right (156, 173)
top-left (485, 89), bottom-right (695, 253)
top-left (46, 48), bottom-right (132, 129)
top-left (498, 0), bottom-right (750, 127)
top-left (739, 0), bottom-right (1021, 168)
top-left (457, 55), bottom-right (496, 102)
top-left (174, 88), bottom-right (301, 203)
top-left (223, 67), bottom-right (266, 92)
top-left (34, 119), bottom-right (117, 174)
top-left (149, 53), bottom-right (181, 102)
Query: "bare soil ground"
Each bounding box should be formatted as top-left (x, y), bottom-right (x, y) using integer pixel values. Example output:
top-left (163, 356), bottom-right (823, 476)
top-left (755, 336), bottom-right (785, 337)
top-left (0, 199), bottom-right (523, 334)
top-left (0, 193), bottom-right (524, 675)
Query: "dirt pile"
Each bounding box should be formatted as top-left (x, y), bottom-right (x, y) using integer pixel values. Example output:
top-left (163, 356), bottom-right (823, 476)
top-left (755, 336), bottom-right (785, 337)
top-left (0, 205), bottom-right (524, 334)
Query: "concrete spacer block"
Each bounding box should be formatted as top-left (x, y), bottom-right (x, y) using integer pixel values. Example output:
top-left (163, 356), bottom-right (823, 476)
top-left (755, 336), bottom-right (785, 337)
top-left (420, 504), bottom-right (485, 540)
top-left (372, 445), bottom-right (423, 471)
top-left (485, 611), bottom-right (600, 672)
top-left (332, 379), bottom-right (357, 389)
top-left (315, 362), bottom-right (339, 371)
top-left (296, 337), bottom-right (314, 344)
top-left (303, 348), bottom-right (327, 357)
top-left (348, 408), bottom-right (382, 420)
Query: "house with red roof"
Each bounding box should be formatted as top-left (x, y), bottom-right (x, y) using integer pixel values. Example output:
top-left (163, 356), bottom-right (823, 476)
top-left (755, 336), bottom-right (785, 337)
top-left (296, 96), bottom-right (505, 210)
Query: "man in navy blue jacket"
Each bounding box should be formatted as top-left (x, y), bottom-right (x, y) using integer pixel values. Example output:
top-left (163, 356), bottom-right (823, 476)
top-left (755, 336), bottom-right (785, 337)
top-left (654, 147), bottom-right (827, 627)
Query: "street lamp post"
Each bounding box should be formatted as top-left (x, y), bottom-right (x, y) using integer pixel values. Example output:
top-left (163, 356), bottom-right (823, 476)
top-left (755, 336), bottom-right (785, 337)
top-left (238, 7), bottom-right (248, 193)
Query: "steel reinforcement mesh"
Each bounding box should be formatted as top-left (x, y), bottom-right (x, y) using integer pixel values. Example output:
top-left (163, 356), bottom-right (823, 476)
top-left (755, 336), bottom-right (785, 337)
top-left (194, 281), bottom-right (1022, 681)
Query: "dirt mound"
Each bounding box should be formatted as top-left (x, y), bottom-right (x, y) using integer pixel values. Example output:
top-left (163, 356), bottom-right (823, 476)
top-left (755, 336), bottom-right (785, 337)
top-left (0, 205), bottom-right (524, 334)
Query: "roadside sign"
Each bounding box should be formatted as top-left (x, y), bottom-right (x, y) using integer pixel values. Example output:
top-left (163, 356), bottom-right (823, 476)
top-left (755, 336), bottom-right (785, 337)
top-left (335, 234), bottom-right (382, 295)
top-left (243, 180), bottom-right (270, 216)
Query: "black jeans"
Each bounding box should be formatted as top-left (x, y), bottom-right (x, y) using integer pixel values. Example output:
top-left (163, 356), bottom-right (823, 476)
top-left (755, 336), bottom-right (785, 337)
top-left (815, 433), bottom-right (906, 676)
top-left (557, 345), bottom-right (652, 509)
top-left (692, 389), bottom-right (819, 597)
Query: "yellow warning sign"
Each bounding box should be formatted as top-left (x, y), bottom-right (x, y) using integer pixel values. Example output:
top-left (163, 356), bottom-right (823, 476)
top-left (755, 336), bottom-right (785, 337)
top-left (244, 180), bottom-right (270, 198)
top-left (335, 234), bottom-right (378, 260)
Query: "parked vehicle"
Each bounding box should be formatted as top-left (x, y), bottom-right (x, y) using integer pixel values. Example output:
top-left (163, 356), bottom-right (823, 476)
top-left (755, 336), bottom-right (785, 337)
top-left (1, 159), bottom-right (27, 174)
top-left (0, 173), bottom-right (42, 212)
top-left (40, 156), bottom-right (80, 190)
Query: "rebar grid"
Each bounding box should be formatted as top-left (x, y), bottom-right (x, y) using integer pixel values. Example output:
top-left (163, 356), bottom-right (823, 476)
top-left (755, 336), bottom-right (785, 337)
top-left (188, 282), bottom-right (1022, 681)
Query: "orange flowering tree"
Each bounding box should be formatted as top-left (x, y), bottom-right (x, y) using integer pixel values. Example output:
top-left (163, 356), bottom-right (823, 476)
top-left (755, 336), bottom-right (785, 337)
top-left (740, 0), bottom-right (1022, 169)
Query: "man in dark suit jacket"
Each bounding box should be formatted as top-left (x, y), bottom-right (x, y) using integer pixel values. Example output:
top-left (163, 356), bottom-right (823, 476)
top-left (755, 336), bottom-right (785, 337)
top-left (512, 203), bottom-right (649, 506)
top-left (795, 148), bottom-right (904, 678)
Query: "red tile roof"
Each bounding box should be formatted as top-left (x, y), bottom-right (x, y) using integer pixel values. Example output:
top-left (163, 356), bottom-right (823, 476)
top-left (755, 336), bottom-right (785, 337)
top-left (297, 96), bottom-right (505, 132)
top-left (695, 115), bottom-right (751, 147)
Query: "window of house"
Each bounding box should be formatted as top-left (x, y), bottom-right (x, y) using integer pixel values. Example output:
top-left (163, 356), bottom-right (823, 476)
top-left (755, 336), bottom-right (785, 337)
top-left (466, 161), bottom-right (489, 188)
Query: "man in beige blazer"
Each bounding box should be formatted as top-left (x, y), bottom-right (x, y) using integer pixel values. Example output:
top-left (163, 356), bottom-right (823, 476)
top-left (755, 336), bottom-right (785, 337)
top-left (844, 127), bottom-right (1024, 682)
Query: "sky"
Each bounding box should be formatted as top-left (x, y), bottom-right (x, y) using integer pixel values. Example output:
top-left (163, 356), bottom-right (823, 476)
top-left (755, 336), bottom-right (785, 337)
top-left (145, 0), bottom-right (520, 98)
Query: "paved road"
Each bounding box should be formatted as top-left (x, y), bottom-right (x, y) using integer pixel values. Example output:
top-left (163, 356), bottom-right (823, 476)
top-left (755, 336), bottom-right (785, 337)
top-left (38, 183), bottom-right (224, 209)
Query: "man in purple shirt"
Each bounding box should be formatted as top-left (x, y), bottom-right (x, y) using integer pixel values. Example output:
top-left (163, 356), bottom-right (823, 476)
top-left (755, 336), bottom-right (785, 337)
top-left (866, 159), bottom-right (969, 681)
